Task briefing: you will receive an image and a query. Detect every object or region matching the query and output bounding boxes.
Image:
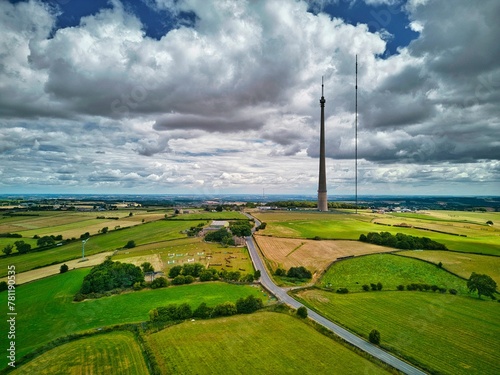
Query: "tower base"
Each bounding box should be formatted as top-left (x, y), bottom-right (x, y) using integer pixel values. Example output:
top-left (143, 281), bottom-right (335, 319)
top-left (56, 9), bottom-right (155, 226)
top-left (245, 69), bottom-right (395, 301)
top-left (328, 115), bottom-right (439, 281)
top-left (318, 192), bottom-right (328, 211)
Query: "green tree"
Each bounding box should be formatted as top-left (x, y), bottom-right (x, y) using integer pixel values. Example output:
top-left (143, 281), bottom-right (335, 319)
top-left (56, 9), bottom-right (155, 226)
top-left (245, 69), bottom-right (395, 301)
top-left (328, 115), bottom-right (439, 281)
top-left (101, 226), bottom-right (109, 234)
top-left (151, 277), bottom-right (168, 289)
top-left (60, 264), bottom-right (69, 274)
top-left (0, 281), bottom-right (7, 292)
top-left (236, 295), bottom-right (263, 314)
top-left (467, 272), bottom-right (497, 299)
top-left (193, 302), bottom-right (213, 319)
top-left (124, 240), bottom-right (136, 249)
top-left (168, 265), bottom-right (182, 278)
top-left (141, 262), bottom-right (155, 274)
top-left (254, 270), bottom-right (261, 279)
top-left (369, 329), bottom-right (381, 345)
top-left (297, 306), bottom-right (308, 318)
top-left (2, 244), bottom-right (13, 256)
top-left (37, 235), bottom-right (56, 247)
top-left (14, 240), bottom-right (31, 254)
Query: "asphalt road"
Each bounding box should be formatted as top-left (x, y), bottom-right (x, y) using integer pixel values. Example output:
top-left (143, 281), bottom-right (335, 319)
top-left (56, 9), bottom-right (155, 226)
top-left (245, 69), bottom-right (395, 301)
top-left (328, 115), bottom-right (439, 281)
top-left (244, 223), bottom-right (427, 375)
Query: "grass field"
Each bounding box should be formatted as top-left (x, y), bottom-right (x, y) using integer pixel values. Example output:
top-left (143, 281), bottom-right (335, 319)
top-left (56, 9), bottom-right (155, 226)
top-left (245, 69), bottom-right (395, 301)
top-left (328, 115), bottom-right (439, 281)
top-left (296, 290), bottom-right (500, 375)
top-left (10, 331), bottom-right (148, 375)
top-left (252, 210), bottom-right (500, 255)
top-left (0, 269), bottom-right (266, 369)
top-left (318, 253), bottom-right (469, 293)
top-left (169, 210), bottom-right (248, 220)
top-left (0, 219), bottom-right (203, 276)
top-left (147, 311), bottom-right (389, 374)
top-left (255, 236), bottom-right (395, 281)
top-left (398, 250), bottom-right (500, 287)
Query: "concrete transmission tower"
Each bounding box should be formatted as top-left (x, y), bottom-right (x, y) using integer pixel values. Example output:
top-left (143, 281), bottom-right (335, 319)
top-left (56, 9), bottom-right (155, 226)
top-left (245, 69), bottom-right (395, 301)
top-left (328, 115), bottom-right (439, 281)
top-left (318, 77), bottom-right (328, 211)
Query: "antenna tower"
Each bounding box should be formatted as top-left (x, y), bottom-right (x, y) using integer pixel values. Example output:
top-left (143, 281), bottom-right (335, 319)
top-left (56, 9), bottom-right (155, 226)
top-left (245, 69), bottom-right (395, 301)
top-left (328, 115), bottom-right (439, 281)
top-left (355, 55), bottom-right (358, 214)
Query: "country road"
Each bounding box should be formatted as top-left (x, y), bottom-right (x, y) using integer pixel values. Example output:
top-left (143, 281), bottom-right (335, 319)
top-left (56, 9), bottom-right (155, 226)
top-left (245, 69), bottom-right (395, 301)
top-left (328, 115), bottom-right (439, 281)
top-left (243, 214), bottom-right (427, 375)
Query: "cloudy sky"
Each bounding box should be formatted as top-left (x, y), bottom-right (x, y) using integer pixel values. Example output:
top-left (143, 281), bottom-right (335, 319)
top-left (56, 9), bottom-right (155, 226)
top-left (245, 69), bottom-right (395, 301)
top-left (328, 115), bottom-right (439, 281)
top-left (1, 0), bottom-right (499, 196)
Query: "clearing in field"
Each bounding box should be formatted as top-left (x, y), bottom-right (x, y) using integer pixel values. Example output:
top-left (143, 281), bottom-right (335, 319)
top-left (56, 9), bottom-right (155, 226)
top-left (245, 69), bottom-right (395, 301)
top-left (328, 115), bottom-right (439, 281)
top-left (296, 290), bottom-right (500, 375)
top-left (147, 311), bottom-right (389, 375)
top-left (398, 250), bottom-right (500, 287)
top-left (318, 253), bottom-right (469, 293)
top-left (10, 331), bottom-right (148, 375)
top-left (254, 235), bottom-right (395, 280)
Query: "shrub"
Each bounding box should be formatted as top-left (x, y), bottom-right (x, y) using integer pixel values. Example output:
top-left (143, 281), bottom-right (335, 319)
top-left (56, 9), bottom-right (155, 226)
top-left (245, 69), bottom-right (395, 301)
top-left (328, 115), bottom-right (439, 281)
top-left (124, 240), bottom-right (136, 249)
top-left (151, 277), bottom-right (168, 289)
top-left (236, 295), bottom-right (264, 314)
top-left (370, 283), bottom-right (377, 291)
top-left (184, 275), bottom-right (195, 284)
top-left (2, 245), bottom-right (13, 256)
top-left (168, 265), bottom-right (182, 278)
top-left (336, 288), bottom-right (349, 294)
top-left (212, 302), bottom-right (237, 317)
top-left (369, 329), bottom-right (381, 345)
top-left (376, 282), bottom-right (383, 291)
top-left (286, 266), bottom-right (312, 279)
top-left (297, 306), bottom-right (308, 319)
top-left (397, 285), bottom-right (405, 291)
top-left (362, 284), bottom-right (370, 291)
top-left (172, 275), bottom-right (186, 285)
top-left (0, 281), bottom-right (8, 292)
top-left (431, 285), bottom-right (439, 292)
top-left (133, 282), bottom-right (143, 290)
top-left (274, 268), bottom-right (286, 276)
top-left (449, 288), bottom-right (457, 295)
top-left (193, 302), bottom-right (213, 319)
top-left (60, 264), bottom-right (69, 274)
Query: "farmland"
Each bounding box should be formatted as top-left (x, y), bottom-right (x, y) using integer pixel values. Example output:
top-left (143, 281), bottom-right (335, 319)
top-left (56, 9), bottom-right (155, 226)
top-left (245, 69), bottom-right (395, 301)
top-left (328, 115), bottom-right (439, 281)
top-left (10, 331), bottom-right (149, 375)
top-left (0, 269), bottom-right (266, 369)
top-left (254, 236), bottom-right (395, 281)
top-left (147, 311), bottom-right (389, 374)
top-left (252, 210), bottom-right (500, 255)
top-left (296, 290), bottom-right (500, 375)
top-left (398, 250), bottom-right (500, 286)
top-left (318, 253), bottom-right (469, 293)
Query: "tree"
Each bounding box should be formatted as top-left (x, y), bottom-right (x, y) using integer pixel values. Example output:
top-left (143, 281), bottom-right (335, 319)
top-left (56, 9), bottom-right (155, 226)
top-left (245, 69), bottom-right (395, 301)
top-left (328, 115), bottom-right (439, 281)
top-left (467, 272), bottom-right (497, 299)
top-left (14, 240), bottom-right (31, 254)
top-left (169, 265), bottom-right (182, 278)
top-left (254, 270), bottom-right (261, 279)
top-left (369, 329), bottom-right (381, 345)
top-left (60, 264), bottom-right (69, 274)
top-left (37, 236), bottom-right (55, 248)
top-left (141, 262), bottom-right (155, 274)
top-left (236, 295), bottom-right (263, 314)
top-left (0, 281), bottom-right (7, 292)
top-left (151, 277), bottom-right (168, 289)
top-left (101, 226), bottom-right (109, 234)
top-left (297, 306), bottom-right (308, 319)
top-left (2, 244), bottom-right (13, 256)
top-left (124, 240), bottom-right (136, 249)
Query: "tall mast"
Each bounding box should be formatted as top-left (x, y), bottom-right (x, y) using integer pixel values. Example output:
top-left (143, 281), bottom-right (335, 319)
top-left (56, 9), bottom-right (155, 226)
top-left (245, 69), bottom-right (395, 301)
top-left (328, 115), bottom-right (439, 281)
top-left (318, 76), bottom-right (328, 211)
top-left (355, 55), bottom-right (358, 214)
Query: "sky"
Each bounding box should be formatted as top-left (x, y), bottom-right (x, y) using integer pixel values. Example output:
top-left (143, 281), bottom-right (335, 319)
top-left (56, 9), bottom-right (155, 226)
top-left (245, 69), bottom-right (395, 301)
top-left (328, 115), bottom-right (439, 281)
top-left (1, 0), bottom-right (499, 197)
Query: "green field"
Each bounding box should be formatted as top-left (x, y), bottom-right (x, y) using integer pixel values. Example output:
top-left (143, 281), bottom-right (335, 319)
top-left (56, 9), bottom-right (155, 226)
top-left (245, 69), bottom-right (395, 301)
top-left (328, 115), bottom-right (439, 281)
top-left (398, 250), bottom-right (500, 287)
top-left (296, 290), bottom-right (500, 375)
top-left (0, 269), bottom-right (266, 369)
top-left (319, 253), bottom-right (469, 293)
top-left (10, 331), bottom-right (148, 375)
top-left (253, 210), bottom-right (500, 255)
top-left (148, 311), bottom-right (388, 374)
top-left (169, 210), bottom-right (248, 220)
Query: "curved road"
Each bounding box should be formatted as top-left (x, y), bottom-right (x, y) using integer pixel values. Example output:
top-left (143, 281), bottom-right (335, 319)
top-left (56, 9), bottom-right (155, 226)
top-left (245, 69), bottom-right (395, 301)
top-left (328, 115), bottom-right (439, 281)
top-left (244, 215), bottom-right (427, 375)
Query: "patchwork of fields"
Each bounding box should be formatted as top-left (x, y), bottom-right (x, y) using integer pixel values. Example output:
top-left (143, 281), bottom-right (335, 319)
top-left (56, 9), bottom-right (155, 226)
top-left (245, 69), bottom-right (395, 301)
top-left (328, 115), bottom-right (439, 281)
top-left (0, 208), bottom-right (498, 373)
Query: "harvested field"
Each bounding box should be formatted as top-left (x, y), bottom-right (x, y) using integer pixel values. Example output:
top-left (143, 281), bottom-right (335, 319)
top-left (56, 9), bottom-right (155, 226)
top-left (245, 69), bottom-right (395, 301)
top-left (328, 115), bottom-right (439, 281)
top-left (254, 235), bottom-right (395, 280)
top-left (117, 253), bottom-right (164, 274)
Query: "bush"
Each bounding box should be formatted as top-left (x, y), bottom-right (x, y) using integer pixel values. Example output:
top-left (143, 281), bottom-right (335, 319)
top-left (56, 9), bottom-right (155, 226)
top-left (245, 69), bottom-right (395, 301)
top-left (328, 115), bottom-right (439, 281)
top-left (184, 275), bottom-right (195, 284)
top-left (336, 288), bottom-right (349, 294)
top-left (376, 282), bottom-right (383, 291)
top-left (0, 281), bottom-right (7, 292)
top-left (151, 277), bottom-right (168, 289)
top-left (297, 306), bottom-right (308, 319)
top-left (124, 240), bottom-right (136, 249)
top-left (236, 295), bottom-right (263, 314)
top-left (431, 285), bottom-right (439, 292)
top-left (172, 275), bottom-right (186, 285)
top-left (193, 302), bottom-right (214, 319)
top-left (274, 268), bottom-right (286, 276)
top-left (168, 265), bottom-right (182, 278)
top-left (133, 282), bottom-right (144, 290)
top-left (286, 266), bottom-right (312, 279)
top-left (370, 283), bottom-right (377, 291)
top-left (449, 288), bottom-right (458, 295)
top-left (362, 284), bottom-right (370, 291)
top-left (60, 264), bottom-right (69, 274)
top-left (212, 302), bottom-right (237, 317)
top-left (369, 329), bottom-right (381, 345)
top-left (397, 285), bottom-right (405, 291)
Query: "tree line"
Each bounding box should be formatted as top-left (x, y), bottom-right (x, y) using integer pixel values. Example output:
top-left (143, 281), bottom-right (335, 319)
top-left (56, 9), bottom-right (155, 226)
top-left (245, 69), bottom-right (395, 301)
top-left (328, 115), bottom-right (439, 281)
top-left (359, 231), bottom-right (447, 250)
